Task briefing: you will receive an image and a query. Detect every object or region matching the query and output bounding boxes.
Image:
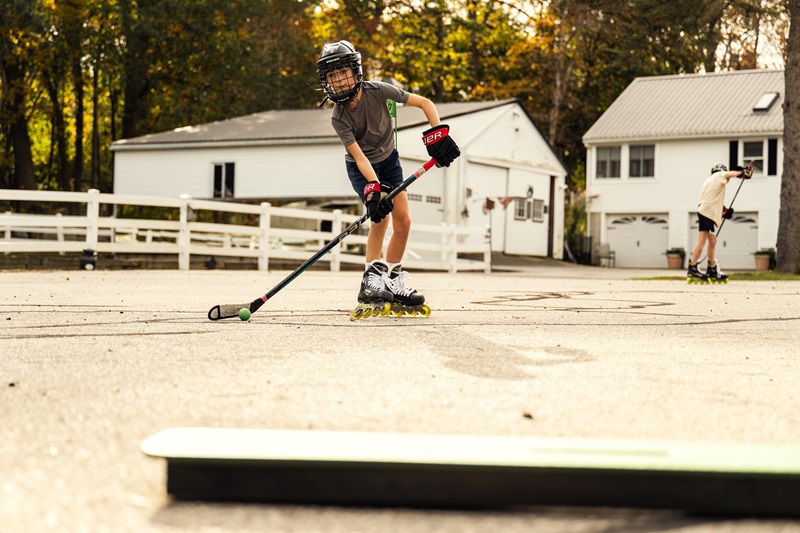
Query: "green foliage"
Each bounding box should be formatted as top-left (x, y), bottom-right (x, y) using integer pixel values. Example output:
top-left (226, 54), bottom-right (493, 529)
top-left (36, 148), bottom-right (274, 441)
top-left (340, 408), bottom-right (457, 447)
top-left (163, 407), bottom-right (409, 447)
top-left (667, 248), bottom-right (687, 259)
top-left (1, 0), bottom-right (789, 206)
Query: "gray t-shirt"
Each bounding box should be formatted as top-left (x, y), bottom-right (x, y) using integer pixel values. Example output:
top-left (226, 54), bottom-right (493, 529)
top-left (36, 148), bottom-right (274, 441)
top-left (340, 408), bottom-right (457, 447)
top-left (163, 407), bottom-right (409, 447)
top-left (331, 81), bottom-right (410, 163)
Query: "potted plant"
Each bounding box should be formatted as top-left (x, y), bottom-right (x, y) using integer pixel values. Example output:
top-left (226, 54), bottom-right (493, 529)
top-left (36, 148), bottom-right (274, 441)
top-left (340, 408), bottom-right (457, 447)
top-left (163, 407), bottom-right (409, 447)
top-left (754, 248), bottom-right (775, 271)
top-left (666, 248), bottom-right (686, 269)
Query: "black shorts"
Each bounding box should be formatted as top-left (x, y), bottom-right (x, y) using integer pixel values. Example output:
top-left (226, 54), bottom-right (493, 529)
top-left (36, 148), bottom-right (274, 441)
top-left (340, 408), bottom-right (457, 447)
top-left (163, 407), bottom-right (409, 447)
top-left (698, 213), bottom-right (716, 233)
top-left (346, 149), bottom-right (404, 203)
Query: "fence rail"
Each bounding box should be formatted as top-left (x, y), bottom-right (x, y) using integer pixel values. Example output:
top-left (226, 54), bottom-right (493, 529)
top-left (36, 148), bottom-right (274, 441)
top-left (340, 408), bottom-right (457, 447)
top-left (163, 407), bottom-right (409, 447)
top-left (1, 189), bottom-right (491, 273)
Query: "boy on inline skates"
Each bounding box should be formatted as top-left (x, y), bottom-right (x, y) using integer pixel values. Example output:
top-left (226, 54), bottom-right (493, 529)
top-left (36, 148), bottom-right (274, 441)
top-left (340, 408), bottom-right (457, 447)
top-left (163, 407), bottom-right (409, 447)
top-left (687, 163), bottom-right (752, 283)
top-left (315, 40), bottom-right (460, 319)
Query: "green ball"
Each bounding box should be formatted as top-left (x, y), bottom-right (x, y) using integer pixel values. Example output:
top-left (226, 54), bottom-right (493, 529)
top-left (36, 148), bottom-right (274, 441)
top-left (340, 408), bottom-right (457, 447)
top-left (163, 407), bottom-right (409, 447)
top-left (238, 308), bottom-right (251, 321)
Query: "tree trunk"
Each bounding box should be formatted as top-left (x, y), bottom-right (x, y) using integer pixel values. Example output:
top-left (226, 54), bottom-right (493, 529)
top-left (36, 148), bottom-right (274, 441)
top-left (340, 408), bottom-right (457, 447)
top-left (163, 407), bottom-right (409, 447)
top-left (45, 75), bottom-right (70, 191)
top-left (91, 62), bottom-right (101, 190)
top-left (777, 0), bottom-right (800, 273)
top-left (72, 54), bottom-right (84, 192)
top-left (1, 61), bottom-right (37, 191)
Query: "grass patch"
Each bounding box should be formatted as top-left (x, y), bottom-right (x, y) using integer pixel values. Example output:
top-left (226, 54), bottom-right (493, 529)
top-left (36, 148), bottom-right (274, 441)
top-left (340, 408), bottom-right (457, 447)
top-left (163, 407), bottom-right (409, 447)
top-left (635, 271), bottom-right (800, 281)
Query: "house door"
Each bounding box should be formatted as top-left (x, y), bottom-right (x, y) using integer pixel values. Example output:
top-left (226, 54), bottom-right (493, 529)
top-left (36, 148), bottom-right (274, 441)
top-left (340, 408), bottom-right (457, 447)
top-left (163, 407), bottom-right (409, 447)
top-left (605, 214), bottom-right (669, 268)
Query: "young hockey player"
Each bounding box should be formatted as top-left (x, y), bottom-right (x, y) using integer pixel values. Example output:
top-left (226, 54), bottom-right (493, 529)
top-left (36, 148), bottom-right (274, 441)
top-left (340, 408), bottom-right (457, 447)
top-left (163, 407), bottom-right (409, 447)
top-left (687, 163), bottom-right (752, 283)
top-left (316, 40), bottom-right (460, 319)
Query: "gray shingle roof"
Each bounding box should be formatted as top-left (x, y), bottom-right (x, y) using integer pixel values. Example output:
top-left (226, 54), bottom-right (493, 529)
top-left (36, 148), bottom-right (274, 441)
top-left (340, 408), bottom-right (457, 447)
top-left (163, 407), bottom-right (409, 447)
top-left (583, 69), bottom-right (784, 143)
top-left (111, 100), bottom-right (517, 150)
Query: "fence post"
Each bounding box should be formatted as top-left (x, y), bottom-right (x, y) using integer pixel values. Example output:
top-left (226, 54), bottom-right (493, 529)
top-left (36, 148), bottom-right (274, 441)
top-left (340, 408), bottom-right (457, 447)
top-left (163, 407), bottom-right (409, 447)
top-left (3, 211), bottom-right (10, 254)
top-left (449, 224), bottom-right (458, 273)
top-left (440, 222), bottom-right (448, 264)
top-left (85, 189), bottom-right (100, 251)
top-left (483, 225), bottom-right (492, 274)
top-left (178, 195), bottom-right (190, 270)
top-left (330, 209), bottom-right (342, 272)
top-left (259, 202), bottom-right (271, 271)
top-left (56, 213), bottom-right (65, 255)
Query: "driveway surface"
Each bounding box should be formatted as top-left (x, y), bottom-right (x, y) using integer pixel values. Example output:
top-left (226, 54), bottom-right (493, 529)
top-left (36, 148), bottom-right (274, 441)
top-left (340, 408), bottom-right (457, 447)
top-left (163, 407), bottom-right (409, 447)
top-left (2, 262), bottom-right (800, 532)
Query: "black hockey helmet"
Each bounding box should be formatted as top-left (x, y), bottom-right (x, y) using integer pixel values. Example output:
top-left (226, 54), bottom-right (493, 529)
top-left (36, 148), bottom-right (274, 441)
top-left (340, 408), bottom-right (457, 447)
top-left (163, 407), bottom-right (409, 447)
top-left (710, 163), bottom-right (728, 174)
top-left (316, 40), bottom-right (363, 105)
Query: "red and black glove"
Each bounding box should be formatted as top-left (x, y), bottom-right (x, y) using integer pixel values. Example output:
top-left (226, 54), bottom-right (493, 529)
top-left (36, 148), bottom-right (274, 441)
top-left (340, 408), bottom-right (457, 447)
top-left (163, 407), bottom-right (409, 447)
top-left (722, 206), bottom-right (734, 219)
top-left (363, 181), bottom-right (394, 223)
top-left (422, 124), bottom-right (460, 168)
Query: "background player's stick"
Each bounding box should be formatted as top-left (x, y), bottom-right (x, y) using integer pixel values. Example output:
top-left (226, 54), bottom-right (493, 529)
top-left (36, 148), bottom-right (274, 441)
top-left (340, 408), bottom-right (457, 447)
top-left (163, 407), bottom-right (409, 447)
top-left (698, 160), bottom-right (753, 266)
top-left (208, 158), bottom-right (437, 320)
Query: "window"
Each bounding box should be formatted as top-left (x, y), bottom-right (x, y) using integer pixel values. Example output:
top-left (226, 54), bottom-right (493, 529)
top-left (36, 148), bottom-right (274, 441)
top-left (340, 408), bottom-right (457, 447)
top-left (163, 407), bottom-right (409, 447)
top-left (743, 141), bottom-right (764, 175)
top-left (514, 198), bottom-right (527, 220)
top-left (425, 195), bottom-right (441, 204)
top-left (629, 145), bottom-right (655, 178)
top-left (753, 92), bottom-right (779, 112)
top-left (407, 193), bottom-right (422, 202)
top-left (532, 199), bottom-right (544, 222)
top-left (213, 163), bottom-right (235, 199)
top-left (596, 146), bottom-right (621, 178)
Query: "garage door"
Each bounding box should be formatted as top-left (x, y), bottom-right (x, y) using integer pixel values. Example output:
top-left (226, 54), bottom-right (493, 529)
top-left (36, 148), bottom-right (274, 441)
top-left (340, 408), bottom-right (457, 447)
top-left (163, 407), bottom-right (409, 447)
top-left (688, 212), bottom-right (758, 270)
top-left (606, 214), bottom-right (669, 268)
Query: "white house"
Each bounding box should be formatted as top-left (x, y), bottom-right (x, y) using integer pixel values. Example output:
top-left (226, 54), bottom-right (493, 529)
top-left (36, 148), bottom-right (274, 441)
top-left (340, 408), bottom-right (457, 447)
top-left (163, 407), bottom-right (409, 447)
top-left (111, 99), bottom-right (567, 259)
top-left (583, 69), bottom-right (783, 269)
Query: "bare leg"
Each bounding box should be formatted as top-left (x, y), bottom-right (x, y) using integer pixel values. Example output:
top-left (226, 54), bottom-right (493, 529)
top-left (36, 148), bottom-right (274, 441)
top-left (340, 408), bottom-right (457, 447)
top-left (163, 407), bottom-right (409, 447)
top-left (691, 232), bottom-right (709, 264)
top-left (707, 233), bottom-right (717, 266)
top-left (385, 192), bottom-right (410, 263)
top-left (365, 218), bottom-right (389, 262)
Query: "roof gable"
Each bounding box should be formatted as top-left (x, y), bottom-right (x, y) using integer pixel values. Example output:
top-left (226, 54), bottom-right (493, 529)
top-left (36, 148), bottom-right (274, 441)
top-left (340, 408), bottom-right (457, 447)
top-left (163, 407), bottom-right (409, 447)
top-left (583, 69), bottom-right (784, 143)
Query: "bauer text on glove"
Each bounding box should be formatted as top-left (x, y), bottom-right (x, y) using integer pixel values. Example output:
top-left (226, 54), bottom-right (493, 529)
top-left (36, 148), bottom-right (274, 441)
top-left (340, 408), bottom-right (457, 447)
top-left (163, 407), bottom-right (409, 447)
top-left (422, 125), bottom-right (461, 168)
top-left (364, 181), bottom-right (394, 223)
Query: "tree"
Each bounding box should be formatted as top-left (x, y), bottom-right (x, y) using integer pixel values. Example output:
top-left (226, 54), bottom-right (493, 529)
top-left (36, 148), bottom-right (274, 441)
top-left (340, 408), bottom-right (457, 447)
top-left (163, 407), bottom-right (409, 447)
top-left (0, 0), bottom-right (49, 190)
top-left (776, 0), bottom-right (799, 273)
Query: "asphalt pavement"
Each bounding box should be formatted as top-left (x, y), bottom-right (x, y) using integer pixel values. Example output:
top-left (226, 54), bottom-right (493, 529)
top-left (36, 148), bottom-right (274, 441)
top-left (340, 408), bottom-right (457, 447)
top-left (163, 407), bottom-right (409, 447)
top-left (2, 261), bottom-right (800, 532)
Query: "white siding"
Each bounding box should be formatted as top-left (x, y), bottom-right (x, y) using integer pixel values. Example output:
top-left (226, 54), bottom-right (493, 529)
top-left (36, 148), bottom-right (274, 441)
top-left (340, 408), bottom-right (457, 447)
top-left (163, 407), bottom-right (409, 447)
top-left (587, 137), bottom-right (782, 267)
top-left (113, 102), bottom-right (567, 258)
top-left (114, 144), bottom-right (356, 200)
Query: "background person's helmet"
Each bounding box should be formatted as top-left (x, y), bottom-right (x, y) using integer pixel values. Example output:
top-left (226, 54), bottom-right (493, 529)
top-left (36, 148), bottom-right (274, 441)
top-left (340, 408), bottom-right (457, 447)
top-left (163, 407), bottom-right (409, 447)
top-left (316, 40), bottom-right (362, 105)
top-left (710, 163), bottom-right (728, 174)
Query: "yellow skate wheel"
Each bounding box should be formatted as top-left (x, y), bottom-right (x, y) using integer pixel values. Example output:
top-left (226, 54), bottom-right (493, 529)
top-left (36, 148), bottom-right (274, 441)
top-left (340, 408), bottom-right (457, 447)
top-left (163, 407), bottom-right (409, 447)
top-left (350, 308), bottom-right (363, 321)
top-left (391, 308), bottom-right (405, 317)
top-left (420, 305), bottom-right (431, 317)
top-left (379, 302), bottom-right (391, 316)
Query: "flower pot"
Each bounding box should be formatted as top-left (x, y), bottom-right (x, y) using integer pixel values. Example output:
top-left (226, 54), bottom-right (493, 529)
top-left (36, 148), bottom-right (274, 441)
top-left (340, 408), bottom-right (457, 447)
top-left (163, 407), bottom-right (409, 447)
top-left (754, 254), bottom-right (770, 271)
top-left (666, 253), bottom-right (684, 269)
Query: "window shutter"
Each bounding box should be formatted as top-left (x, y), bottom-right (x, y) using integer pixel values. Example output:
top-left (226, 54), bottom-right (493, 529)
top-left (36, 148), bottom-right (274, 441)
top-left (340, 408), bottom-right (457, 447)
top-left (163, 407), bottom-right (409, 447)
top-left (729, 140), bottom-right (738, 170)
top-left (768, 138), bottom-right (778, 175)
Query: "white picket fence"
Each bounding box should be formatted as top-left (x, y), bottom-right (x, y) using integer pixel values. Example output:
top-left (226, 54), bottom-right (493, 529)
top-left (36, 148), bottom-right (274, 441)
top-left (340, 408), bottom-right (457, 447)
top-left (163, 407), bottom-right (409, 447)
top-left (0, 189), bottom-right (491, 273)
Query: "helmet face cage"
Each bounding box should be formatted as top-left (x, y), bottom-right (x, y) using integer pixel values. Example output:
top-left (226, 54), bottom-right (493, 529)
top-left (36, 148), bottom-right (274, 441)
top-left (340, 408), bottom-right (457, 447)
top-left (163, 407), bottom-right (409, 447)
top-left (316, 41), bottom-right (363, 104)
top-left (711, 163), bottom-right (728, 174)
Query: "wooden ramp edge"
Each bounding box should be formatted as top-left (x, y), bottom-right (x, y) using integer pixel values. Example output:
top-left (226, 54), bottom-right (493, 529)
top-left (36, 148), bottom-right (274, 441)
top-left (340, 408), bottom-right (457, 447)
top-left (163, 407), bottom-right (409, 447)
top-left (141, 427), bottom-right (800, 516)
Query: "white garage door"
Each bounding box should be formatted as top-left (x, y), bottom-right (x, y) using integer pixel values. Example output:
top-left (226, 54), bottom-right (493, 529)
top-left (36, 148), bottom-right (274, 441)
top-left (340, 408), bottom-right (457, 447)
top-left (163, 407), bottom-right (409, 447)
top-left (688, 212), bottom-right (758, 270)
top-left (606, 214), bottom-right (669, 268)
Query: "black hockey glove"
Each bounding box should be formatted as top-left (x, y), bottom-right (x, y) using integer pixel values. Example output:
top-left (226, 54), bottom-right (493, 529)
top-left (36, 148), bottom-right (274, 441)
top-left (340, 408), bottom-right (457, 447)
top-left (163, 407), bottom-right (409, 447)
top-left (364, 181), bottom-right (394, 223)
top-left (722, 206), bottom-right (734, 219)
top-left (422, 124), bottom-right (460, 168)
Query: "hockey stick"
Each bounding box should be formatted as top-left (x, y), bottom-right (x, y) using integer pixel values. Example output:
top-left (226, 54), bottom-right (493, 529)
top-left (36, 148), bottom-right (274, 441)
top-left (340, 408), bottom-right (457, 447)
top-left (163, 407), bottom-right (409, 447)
top-left (697, 160), bottom-right (752, 266)
top-left (207, 158), bottom-right (438, 320)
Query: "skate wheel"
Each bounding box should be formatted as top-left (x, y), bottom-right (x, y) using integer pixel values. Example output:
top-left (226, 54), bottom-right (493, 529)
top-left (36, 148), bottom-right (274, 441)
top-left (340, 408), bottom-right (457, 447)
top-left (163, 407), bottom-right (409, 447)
top-left (350, 308), bottom-right (363, 321)
top-left (420, 305), bottom-right (431, 317)
top-left (391, 309), bottom-right (405, 317)
top-left (370, 306), bottom-right (382, 317)
top-left (379, 302), bottom-right (391, 316)
top-left (408, 310), bottom-right (418, 317)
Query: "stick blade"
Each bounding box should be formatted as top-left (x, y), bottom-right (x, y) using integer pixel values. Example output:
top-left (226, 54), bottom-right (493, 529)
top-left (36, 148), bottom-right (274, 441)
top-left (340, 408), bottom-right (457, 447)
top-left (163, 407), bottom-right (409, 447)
top-left (208, 303), bottom-right (251, 321)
